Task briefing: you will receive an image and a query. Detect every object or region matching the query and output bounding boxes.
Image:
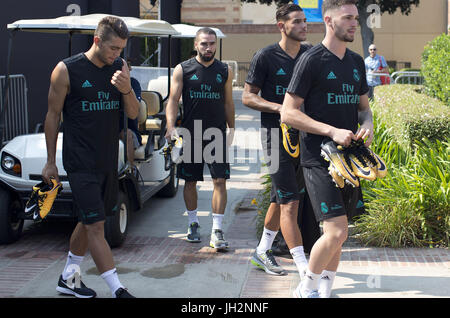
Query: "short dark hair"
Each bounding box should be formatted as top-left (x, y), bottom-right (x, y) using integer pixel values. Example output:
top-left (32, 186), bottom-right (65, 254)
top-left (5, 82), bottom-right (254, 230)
top-left (195, 27), bottom-right (217, 41)
top-left (276, 3), bottom-right (303, 22)
top-left (322, 0), bottom-right (358, 16)
top-left (95, 16), bottom-right (129, 42)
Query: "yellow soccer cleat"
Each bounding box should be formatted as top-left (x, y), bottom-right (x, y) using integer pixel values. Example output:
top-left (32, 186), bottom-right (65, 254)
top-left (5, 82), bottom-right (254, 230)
top-left (280, 122), bottom-right (300, 158)
top-left (347, 151), bottom-right (377, 181)
top-left (34, 178), bottom-right (62, 221)
top-left (25, 181), bottom-right (45, 215)
top-left (350, 139), bottom-right (387, 179)
top-left (321, 140), bottom-right (359, 187)
top-left (328, 165), bottom-right (345, 188)
top-left (365, 147), bottom-right (387, 178)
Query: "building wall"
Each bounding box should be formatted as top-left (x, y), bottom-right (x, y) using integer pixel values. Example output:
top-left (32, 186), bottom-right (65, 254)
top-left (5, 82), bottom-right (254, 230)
top-left (236, 0), bottom-right (448, 68)
top-left (181, 0), bottom-right (241, 25)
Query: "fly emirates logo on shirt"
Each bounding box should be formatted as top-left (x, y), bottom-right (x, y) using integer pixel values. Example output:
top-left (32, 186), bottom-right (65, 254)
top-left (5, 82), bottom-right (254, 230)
top-left (189, 84), bottom-right (221, 100)
top-left (328, 84), bottom-right (360, 105)
top-left (81, 91), bottom-right (120, 112)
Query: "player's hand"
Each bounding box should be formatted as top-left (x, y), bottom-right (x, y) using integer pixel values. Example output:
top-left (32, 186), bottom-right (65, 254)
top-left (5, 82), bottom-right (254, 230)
top-left (330, 128), bottom-right (355, 148)
top-left (111, 59), bottom-right (132, 94)
top-left (165, 126), bottom-right (179, 142)
top-left (42, 162), bottom-right (59, 185)
top-left (355, 126), bottom-right (374, 147)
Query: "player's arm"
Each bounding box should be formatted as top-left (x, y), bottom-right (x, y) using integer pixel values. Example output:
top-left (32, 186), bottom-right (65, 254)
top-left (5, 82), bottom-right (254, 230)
top-left (242, 83), bottom-right (281, 113)
top-left (224, 66), bottom-right (235, 146)
top-left (112, 59), bottom-right (139, 120)
top-left (224, 66), bottom-right (235, 130)
top-left (356, 94), bottom-right (374, 146)
top-left (280, 92), bottom-right (355, 147)
top-left (165, 64), bottom-right (183, 141)
top-left (42, 62), bottom-right (69, 184)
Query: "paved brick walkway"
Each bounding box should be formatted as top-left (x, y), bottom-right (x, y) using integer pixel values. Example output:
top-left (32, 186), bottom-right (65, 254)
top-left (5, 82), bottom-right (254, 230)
top-left (0, 190), bottom-right (448, 298)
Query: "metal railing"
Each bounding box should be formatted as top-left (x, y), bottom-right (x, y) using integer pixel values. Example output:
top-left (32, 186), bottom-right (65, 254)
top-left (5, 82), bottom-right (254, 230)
top-left (391, 71), bottom-right (423, 85)
top-left (0, 74), bottom-right (29, 142)
top-left (367, 71), bottom-right (423, 85)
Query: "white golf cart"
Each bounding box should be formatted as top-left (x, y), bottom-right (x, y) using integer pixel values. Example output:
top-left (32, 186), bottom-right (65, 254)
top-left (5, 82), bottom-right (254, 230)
top-left (0, 14), bottom-right (181, 247)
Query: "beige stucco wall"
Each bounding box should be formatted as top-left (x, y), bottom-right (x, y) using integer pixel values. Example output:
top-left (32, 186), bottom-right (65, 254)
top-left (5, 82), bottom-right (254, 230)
top-left (368, 0), bottom-right (448, 68)
top-left (236, 0), bottom-right (448, 68)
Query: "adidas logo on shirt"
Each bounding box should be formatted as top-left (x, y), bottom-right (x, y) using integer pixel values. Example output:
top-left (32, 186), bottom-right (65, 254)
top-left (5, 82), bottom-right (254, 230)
top-left (82, 80), bottom-right (93, 88)
top-left (276, 68), bottom-right (286, 76)
top-left (327, 71), bottom-right (337, 80)
top-left (190, 74), bottom-right (199, 80)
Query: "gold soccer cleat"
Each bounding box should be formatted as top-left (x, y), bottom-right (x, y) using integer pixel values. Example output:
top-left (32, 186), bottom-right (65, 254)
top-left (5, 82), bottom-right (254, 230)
top-left (350, 139), bottom-right (387, 179)
top-left (347, 151), bottom-right (377, 181)
top-left (25, 181), bottom-right (45, 215)
top-left (280, 122), bottom-right (300, 158)
top-left (33, 178), bottom-right (62, 221)
top-left (365, 147), bottom-right (387, 178)
top-left (321, 140), bottom-right (359, 187)
top-left (328, 165), bottom-right (345, 188)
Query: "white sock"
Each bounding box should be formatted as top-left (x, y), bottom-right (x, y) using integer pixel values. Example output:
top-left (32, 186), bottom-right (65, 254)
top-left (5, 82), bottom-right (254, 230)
top-left (212, 213), bottom-right (224, 231)
top-left (62, 251), bottom-right (84, 280)
top-left (318, 270), bottom-right (336, 298)
top-left (290, 246), bottom-right (308, 278)
top-left (302, 269), bottom-right (321, 293)
top-left (256, 228), bottom-right (278, 254)
top-left (187, 209), bottom-right (199, 225)
top-left (101, 268), bottom-right (124, 297)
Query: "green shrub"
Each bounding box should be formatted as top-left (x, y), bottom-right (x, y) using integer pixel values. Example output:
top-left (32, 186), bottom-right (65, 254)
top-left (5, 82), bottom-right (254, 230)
top-left (421, 33), bottom-right (450, 105)
top-left (372, 85), bottom-right (450, 148)
top-left (357, 137), bottom-right (449, 248)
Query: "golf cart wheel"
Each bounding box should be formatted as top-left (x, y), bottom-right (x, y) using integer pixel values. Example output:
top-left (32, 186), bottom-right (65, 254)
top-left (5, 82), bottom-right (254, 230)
top-left (157, 164), bottom-right (179, 198)
top-left (0, 188), bottom-right (24, 244)
top-left (105, 190), bottom-right (130, 248)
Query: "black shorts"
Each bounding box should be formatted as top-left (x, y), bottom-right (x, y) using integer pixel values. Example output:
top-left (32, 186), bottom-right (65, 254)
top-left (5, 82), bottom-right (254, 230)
top-left (303, 165), bottom-right (359, 222)
top-left (177, 136), bottom-right (230, 181)
top-left (67, 171), bottom-right (118, 225)
top-left (261, 126), bottom-right (302, 204)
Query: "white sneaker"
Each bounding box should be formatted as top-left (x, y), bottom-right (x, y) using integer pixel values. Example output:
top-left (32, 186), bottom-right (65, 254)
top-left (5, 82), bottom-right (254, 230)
top-left (210, 229), bottom-right (229, 249)
top-left (293, 282), bottom-right (319, 298)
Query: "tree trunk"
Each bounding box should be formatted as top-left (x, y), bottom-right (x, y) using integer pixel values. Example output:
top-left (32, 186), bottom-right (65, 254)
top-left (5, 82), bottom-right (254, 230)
top-left (358, 3), bottom-right (375, 59)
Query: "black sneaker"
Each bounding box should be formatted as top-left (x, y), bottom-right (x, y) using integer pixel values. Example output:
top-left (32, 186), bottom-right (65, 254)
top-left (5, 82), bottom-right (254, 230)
top-left (115, 287), bottom-right (135, 298)
top-left (56, 275), bottom-right (97, 298)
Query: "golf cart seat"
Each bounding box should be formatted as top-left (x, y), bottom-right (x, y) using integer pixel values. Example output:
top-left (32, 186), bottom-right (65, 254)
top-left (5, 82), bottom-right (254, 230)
top-left (142, 91), bottom-right (163, 130)
top-left (134, 91), bottom-right (165, 160)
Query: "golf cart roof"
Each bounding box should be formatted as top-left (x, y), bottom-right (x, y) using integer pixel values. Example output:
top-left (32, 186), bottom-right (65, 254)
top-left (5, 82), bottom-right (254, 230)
top-left (172, 24), bottom-right (226, 38)
top-left (7, 14), bottom-right (180, 37)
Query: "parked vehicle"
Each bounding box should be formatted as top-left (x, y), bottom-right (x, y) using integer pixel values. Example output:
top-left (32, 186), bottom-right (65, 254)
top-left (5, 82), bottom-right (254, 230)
top-left (0, 14), bottom-right (181, 247)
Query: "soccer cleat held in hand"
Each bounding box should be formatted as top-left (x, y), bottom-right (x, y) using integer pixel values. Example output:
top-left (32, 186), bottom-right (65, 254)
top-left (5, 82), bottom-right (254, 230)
top-left (350, 139), bottom-right (387, 179)
top-left (33, 178), bottom-right (62, 221)
top-left (280, 122), bottom-right (300, 158)
top-left (171, 136), bottom-right (183, 164)
top-left (364, 146), bottom-right (387, 178)
top-left (328, 165), bottom-right (345, 188)
top-left (321, 140), bottom-right (359, 187)
top-left (25, 182), bottom-right (45, 215)
top-left (347, 144), bottom-right (377, 181)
